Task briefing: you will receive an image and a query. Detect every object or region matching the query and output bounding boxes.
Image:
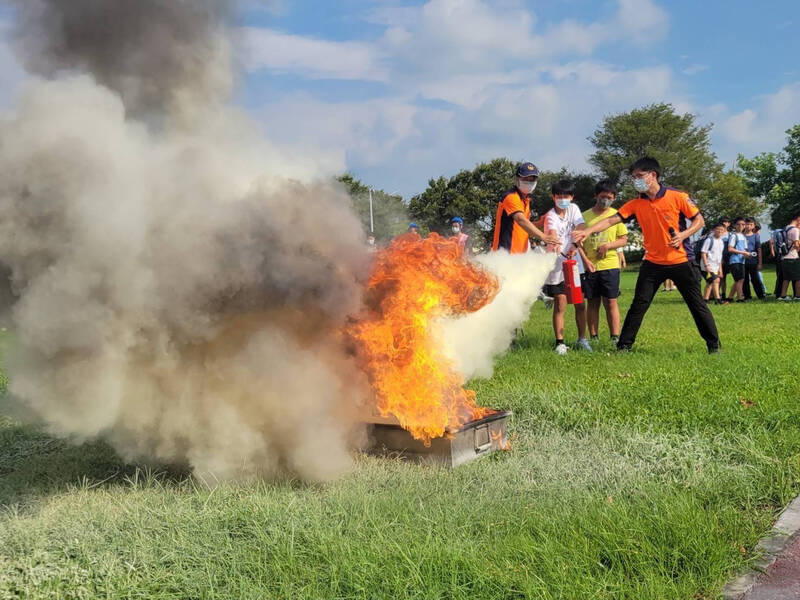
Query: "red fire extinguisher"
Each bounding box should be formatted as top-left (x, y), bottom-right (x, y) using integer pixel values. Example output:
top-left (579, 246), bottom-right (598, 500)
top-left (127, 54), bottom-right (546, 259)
top-left (562, 257), bottom-right (583, 305)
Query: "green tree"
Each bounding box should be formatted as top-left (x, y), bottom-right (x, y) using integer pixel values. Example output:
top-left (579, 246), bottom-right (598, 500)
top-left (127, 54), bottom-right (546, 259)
top-left (738, 125), bottom-right (800, 227)
top-left (408, 158), bottom-right (517, 245)
top-left (336, 173), bottom-right (408, 241)
top-left (702, 170), bottom-right (764, 227)
top-left (588, 103), bottom-right (722, 196)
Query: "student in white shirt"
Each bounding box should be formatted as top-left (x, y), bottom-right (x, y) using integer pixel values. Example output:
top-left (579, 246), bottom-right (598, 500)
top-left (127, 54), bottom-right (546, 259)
top-left (542, 179), bottom-right (591, 355)
top-left (701, 223), bottom-right (726, 304)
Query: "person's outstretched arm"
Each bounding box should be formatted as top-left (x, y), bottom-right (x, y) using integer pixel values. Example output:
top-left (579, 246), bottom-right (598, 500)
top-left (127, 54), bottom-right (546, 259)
top-left (572, 214), bottom-right (622, 244)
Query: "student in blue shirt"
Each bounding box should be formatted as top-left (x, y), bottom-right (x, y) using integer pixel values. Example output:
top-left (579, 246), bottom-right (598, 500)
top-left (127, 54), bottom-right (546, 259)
top-left (742, 217), bottom-right (765, 300)
top-left (718, 216), bottom-right (732, 297)
top-left (725, 217), bottom-right (751, 302)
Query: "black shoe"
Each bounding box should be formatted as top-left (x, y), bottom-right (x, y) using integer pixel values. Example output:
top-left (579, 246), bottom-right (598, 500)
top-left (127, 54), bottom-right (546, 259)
top-left (615, 344), bottom-right (632, 353)
top-left (708, 345), bottom-right (721, 354)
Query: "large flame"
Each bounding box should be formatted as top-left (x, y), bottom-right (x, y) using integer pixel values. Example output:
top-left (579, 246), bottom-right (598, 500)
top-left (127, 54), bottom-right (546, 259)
top-left (349, 233), bottom-right (500, 443)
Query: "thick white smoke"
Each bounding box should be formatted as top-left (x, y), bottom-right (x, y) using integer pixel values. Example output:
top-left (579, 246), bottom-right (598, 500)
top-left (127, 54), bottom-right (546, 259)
top-left (438, 251), bottom-right (556, 380)
top-left (0, 1), bottom-right (372, 481)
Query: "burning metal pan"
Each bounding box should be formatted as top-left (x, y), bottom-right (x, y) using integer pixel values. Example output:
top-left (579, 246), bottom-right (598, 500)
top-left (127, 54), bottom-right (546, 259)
top-left (366, 410), bottom-right (511, 468)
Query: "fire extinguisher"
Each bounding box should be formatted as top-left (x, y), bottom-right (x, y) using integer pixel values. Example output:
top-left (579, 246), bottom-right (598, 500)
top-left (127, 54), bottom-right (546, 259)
top-left (562, 257), bottom-right (583, 305)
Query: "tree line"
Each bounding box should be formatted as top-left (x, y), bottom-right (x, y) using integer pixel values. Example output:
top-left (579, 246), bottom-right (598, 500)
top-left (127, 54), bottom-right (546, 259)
top-left (338, 103), bottom-right (799, 247)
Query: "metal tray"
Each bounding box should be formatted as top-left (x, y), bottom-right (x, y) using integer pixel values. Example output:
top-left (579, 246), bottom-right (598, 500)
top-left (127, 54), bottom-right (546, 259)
top-left (366, 410), bottom-right (512, 467)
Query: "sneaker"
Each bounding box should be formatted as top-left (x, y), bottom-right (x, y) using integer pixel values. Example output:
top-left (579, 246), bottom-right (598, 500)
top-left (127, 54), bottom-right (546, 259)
top-left (610, 335), bottom-right (620, 344)
top-left (555, 343), bottom-right (569, 356)
top-left (794, 297), bottom-right (800, 302)
top-left (708, 344), bottom-right (722, 354)
top-left (615, 344), bottom-right (632, 353)
top-left (778, 296), bottom-right (792, 302)
top-left (574, 338), bottom-right (593, 352)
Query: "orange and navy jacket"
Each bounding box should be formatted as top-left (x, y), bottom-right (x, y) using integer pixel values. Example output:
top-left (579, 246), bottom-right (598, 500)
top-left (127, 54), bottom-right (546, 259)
top-left (492, 189), bottom-right (531, 254)
top-left (617, 185), bottom-right (700, 265)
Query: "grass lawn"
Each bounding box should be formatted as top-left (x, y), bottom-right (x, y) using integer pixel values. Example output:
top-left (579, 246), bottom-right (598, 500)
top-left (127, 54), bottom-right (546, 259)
top-left (1, 266), bottom-right (800, 599)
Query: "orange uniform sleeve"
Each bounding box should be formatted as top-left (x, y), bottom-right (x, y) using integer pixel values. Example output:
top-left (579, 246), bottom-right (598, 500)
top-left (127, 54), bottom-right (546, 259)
top-left (617, 199), bottom-right (637, 222)
top-left (678, 194), bottom-right (700, 219)
top-left (501, 193), bottom-right (525, 216)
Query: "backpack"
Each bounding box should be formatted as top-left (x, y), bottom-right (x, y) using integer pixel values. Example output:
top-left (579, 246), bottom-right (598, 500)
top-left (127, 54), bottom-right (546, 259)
top-left (774, 226), bottom-right (796, 258)
top-left (692, 233), bottom-right (711, 267)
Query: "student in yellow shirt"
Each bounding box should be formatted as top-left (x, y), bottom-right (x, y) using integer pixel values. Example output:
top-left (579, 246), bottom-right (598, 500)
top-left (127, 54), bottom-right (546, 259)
top-left (580, 180), bottom-right (628, 343)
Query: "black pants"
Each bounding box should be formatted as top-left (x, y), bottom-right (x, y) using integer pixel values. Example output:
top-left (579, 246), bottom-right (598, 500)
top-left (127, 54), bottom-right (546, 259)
top-left (774, 260), bottom-right (784, 297)
top-left (618, 260), bottom-right (720, 350)
top-left (742, 263), bottom-right (765, 299)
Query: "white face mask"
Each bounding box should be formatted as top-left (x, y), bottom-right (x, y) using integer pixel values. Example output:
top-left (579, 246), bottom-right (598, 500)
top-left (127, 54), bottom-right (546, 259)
top-left (368, 238), bottom-right (375, 246)
top-left (451, 225), bottom-right (461, 234)
top-left (517, 180), bottom-right (537, 195)
top-left (556, 198), bottom-right (571, 210)
top-left (633, 177), bottom-right (649, 192)
top-left (601, 198), bottom-right (614, 208)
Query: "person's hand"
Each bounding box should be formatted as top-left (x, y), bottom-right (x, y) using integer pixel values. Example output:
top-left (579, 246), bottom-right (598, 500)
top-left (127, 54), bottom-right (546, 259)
top-left (585, 260), bottom-right (596, 273)
top-left (572, 229), bottom-right (588, 244)
top-left (668, 230), bottom-right (684, 249)
top-left (619, 253), bottom-right (627, 269)
top-left (596, 243), bottom-right (608, 258)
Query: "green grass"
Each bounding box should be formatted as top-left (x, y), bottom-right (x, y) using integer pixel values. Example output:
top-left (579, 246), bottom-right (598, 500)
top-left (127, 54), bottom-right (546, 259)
top-left (2, 267), bottom-right (800, 599)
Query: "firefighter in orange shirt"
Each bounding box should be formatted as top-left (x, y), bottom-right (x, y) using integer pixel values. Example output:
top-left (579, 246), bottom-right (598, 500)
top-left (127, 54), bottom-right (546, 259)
top-left (492, 162), bottom-right (559, 252)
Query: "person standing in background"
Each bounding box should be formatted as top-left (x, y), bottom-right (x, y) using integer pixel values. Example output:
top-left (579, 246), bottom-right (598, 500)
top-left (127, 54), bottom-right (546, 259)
top-left (450, 217), bottom-right (470, 255)
top-left (700, 223), bottom-right (726, 304)
top-left (742, 217), bottom-right (765, 300)
top-left (725, 217), bottom-right (750, 303)
top-left (778, 210), bottom-right (800, 301)
top-left (718, 216), bottom-right (732, 298)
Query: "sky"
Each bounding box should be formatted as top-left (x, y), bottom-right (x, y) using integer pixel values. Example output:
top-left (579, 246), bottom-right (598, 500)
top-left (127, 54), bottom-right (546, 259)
top-left (2, 0), bottom-right (799, 199)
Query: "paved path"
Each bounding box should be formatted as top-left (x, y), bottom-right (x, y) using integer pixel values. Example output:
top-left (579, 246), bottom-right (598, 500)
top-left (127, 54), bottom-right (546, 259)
top-left (724, 495), bottom-right (800, 600)
top-left (741, 533), bottom-right (800, 600)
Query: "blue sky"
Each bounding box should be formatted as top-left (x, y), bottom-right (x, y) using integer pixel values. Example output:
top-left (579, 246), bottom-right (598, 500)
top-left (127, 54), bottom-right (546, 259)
top-left (234, 0), bottom-right (800, 198)
top-left (2, 0), bottom-right (798, 199)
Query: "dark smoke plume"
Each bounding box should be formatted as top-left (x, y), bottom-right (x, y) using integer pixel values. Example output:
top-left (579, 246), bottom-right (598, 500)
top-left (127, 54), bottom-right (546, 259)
top-left (11, 0), bottom-right (235, 117)
top-left (0, 1), bottom-right (373, 481)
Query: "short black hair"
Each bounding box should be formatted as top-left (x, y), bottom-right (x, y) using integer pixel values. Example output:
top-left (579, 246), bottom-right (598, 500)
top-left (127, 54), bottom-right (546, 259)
top-left (721, 216), bottom-right (731, 223)
top-left (594, 179), bottom-right (617, 196)
top-left (744, 216), bottom-right (755, 223)
top-left (734, 216), bottom-right (745, 224)
top-left (714, 222), bottom-right (726, 228)
top-left (792, 209), bottom-right (800, 221)
top-left (628, 156), bottom-right (661, 179)
top-left (551, 179), bottom-right (575, 196)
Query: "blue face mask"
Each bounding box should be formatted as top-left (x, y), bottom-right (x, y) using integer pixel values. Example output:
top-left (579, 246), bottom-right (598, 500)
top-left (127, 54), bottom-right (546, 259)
top-left (633, 177), bottom-right (649, 192)
top-left (556, 199), bottom-right (571, 210)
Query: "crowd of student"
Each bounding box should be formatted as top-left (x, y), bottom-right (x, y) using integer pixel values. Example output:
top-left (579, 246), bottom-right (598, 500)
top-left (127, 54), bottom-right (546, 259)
top-left (696, 214), bottom-right (800, 304)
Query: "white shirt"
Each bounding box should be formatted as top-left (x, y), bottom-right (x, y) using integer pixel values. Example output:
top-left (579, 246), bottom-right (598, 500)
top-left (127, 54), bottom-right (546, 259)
top-left (700, 236), bottom-right (724, 273)
top-left (544, 203), bottom-right (585, 285)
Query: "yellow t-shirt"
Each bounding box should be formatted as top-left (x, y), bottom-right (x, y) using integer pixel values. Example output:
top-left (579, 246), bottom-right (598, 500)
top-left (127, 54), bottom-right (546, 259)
top-left (581, 207), bottom-right (628, 271)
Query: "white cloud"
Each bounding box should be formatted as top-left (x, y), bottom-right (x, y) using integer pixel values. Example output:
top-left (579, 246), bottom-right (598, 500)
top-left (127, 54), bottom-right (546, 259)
top-left (719, 83), bottom-right (800, 148)
top-left (682, 64), bottom-right (709, 76)
top-left (240, 27), bottom-right (387, 81)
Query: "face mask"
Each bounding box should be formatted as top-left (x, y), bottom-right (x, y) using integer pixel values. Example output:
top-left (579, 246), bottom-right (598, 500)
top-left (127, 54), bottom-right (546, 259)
top-left (633, 177), bottom-right (649, 192)
top-left (601, 198), bottom-right (614, 208)
top-left (451, 225), bottom-right (461, 234)
top-left (368, 238), bottom-right (375, 246)
top-left (556, 198), bottom-right (571, 210)
top-left (518, 180), bottom-right (537, 194)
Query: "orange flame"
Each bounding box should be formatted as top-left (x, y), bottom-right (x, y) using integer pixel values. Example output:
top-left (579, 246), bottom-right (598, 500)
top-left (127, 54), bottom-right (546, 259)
top-left (349, 233), bottom-right (499, 444)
